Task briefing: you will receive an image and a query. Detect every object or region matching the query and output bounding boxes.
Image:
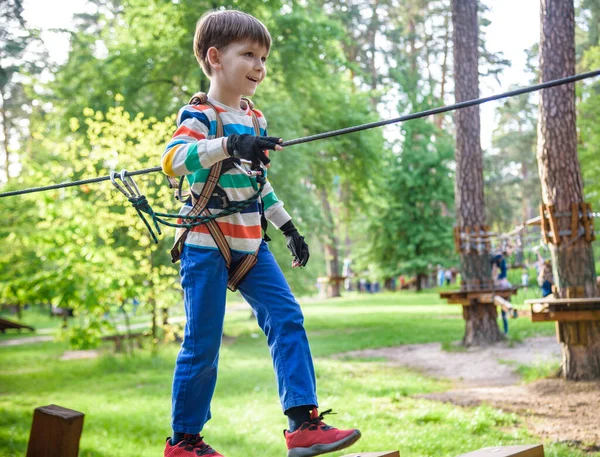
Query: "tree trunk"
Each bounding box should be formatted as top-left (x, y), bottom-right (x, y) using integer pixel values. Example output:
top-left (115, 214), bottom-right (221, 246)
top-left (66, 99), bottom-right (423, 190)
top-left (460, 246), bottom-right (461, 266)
top-left (453, 0), bottom-right (502, 346)
top-left (319, 188), bottom-right (341, 298)
top-left (537, 0), bottom-right (600, 380)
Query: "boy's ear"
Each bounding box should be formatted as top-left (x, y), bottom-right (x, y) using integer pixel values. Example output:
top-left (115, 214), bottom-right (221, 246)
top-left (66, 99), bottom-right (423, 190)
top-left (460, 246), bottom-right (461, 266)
top-left (206, 47), bottom-right (222, 70)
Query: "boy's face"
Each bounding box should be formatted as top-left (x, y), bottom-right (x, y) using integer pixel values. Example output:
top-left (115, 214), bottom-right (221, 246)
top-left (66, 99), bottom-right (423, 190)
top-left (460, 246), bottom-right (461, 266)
top-left (213, 40), bottom-right (269, 97)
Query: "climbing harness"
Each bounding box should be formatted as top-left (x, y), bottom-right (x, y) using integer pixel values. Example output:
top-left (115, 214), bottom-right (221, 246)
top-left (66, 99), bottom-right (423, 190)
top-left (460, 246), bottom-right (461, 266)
top-left (163, 92), bottom-right (267, 291)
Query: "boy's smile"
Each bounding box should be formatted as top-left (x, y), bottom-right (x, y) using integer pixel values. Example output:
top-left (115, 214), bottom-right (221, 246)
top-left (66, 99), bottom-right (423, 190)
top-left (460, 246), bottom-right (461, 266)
top-left (208, 40), bottom-right (269, 107)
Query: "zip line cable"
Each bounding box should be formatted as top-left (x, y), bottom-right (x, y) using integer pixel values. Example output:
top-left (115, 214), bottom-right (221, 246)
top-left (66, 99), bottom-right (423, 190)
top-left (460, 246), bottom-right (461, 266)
top-left (1, 68), bottom-right (599, 199)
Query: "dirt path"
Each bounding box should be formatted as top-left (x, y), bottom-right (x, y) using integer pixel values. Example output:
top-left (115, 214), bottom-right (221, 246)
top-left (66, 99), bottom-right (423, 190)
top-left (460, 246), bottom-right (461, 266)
top-left (339, 337), bottom-right (600, 449)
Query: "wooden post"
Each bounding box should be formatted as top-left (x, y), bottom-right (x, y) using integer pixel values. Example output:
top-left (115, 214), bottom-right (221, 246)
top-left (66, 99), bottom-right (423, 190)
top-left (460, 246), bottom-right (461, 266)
top-left (26, 404), bottom-right (84, 457)
top-left (456, 445), bottom-right (544, 457)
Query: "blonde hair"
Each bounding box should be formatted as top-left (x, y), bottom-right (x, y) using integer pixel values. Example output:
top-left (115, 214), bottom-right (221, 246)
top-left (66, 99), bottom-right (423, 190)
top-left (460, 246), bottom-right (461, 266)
top-left (193, 10), bottom-right (272, 76)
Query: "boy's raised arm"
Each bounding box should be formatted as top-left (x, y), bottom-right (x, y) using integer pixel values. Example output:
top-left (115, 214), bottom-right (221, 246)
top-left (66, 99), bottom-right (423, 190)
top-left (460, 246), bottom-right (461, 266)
top-left (161, 106), bottom-right (228, 177)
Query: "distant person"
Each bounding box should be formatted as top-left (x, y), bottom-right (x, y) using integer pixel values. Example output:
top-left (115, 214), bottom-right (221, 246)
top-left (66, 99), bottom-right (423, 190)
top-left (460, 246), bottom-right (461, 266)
top-left (491, 252), bottom-right (511, 289)
top-left (537, 253), bottom-right (554, 297)
top-left (437, 266), bottom-right (445, 287)
top-left (491, 252), bottom-right (513, 334)
top-left (521, 268), bottom-right (529, 291)
top-left (342, 258), bottom-right (353, 292)
top-left (444, 269), bottom-right (453, 286)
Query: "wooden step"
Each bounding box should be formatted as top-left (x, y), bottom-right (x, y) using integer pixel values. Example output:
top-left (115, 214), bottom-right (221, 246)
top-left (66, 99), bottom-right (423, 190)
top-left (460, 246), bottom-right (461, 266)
top-left (26, 404), bottom-right (84, 457)
top-left (457, 445), bottom-right (544, 457)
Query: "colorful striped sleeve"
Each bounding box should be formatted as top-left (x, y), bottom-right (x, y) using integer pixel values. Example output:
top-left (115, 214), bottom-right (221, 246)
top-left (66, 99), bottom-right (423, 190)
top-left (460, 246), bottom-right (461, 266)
top-left (261, 180), bottom-right (291, 229)
top-left (161, 105), bottom-right (229, 177)
top-left (259, 120), bottom-right (291, 228)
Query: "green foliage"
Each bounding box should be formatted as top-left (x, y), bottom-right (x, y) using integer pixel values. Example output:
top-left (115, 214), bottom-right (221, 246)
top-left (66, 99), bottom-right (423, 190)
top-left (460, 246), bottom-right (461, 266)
top-left (364, 118), bottom-right (455, 280)
top-left (579, 46), bottom-right (600, 214)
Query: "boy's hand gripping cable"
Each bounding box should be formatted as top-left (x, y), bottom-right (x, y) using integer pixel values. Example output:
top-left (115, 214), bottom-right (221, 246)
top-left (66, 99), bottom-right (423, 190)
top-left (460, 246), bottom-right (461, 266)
top-left (109, 161), bottom-right (267, 243)
top-left (1, 69), bottom-right (600, 242)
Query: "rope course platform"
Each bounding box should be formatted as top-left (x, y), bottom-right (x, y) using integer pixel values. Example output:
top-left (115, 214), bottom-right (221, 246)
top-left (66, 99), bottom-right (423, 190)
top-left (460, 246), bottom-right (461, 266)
top-left (440, 287), bottom-right (518, 307)
top-left (525, 297), bottom-right (600, 323)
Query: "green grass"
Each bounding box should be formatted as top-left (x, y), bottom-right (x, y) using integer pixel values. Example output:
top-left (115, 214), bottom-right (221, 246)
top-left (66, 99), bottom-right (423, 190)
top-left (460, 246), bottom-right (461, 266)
top-left (0, 292), bottom-right (592, 457)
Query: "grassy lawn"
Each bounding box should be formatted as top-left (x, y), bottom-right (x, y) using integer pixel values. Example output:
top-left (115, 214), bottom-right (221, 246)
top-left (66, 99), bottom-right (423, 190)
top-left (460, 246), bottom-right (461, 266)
top-left (1, 291), bottom-right (590, 457)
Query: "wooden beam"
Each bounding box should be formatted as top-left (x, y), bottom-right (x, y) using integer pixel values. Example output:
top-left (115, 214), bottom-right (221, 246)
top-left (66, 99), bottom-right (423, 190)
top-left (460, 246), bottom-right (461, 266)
top-left (342, 452), bottom-right (400, 457)
top-left (494, 295), bottom-right (513, 312)
top-left (540, 204), bottom-right (550, 244)
top-left (26, 404), bottom-right (84, 457)
top-left (571, 203), bottom-right (579, 241)
top-left (456, 445), bottom-right (544, 457)
top-left (525, 297), bottom-right (600, 305)
top-left (531, 310), bottom-right (600, 322)
top-left (547, 204), bottom-right (560, 244)
top-left (526, 216), bottom-right (542, 226)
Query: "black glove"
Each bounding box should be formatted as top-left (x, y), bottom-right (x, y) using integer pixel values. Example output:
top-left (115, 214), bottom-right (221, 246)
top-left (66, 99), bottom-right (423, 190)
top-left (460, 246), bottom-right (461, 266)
top-left (226, 134), bottom-right (281, 166)
top-left (280, 220), bottom-right (310, 267)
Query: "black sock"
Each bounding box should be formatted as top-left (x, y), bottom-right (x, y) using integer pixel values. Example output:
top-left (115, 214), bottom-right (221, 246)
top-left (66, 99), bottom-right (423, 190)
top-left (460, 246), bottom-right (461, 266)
top-left (285, 406), bottom-right (312, 432)
top-left (171, 432), bottom-right (187, 445)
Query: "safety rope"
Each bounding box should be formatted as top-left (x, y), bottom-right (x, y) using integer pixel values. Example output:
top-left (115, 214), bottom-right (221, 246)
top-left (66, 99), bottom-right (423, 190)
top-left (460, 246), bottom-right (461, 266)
top-left (1, 69), bottom-right (599, 200)
top-left (109, 168), bottom-right (266, 243)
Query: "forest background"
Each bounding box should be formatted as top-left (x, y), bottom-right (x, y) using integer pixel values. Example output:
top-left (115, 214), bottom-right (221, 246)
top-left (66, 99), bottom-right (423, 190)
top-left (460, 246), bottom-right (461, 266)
top-left (1, 0), bottom-right (600, 343)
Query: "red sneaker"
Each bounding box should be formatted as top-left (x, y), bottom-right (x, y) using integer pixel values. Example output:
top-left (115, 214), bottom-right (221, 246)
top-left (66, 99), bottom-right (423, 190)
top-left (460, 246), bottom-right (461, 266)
top-left (284, 408), bottom-right (361, 457)
top-left (164, 434), bottom-right (225, 456)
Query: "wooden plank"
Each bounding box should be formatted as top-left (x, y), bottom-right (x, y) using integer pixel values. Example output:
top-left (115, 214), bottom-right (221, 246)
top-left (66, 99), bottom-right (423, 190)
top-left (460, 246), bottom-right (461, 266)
top-left (471, 293), bottom-right (494, 303)
top-left (570, 203), bottom-right (579, 241)
top-left (525, 297), bottom-right (600, 305)
top-left (454, 226), bottom-right (461, 252)
top-left (556, 321), bottom-right (563, 343)
top-left (456, 445), bottom-right (544, 457)
top-left (494, 295), bottom-right (513, 312)
top-left (342, 452), bottom-right (400, 457)
top-left (581, 202), bottom-right (591, 242)
top-left (26, 404), bottom-right (84, 457)
top-left (547, 204), bottom-right (560, 245)
top-left (530, 310), bottom-right (600, 322)
top-left (540, 204), bottom-right (550, 244)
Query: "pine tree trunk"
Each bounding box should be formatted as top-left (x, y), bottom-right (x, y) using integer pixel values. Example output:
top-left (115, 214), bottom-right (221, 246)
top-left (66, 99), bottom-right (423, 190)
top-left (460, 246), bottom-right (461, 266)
top-left (537, 0), bottom-right (600, 380)
top-left (453, 0), bottom-right (502, 346)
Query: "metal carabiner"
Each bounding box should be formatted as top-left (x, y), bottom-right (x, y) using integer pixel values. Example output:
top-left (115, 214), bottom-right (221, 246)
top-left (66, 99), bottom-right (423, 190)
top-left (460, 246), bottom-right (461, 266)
top-left (110, 170), bottom-right (131, 197)
top-left (110, 169), bottom-right (142, 198)
top-left (119, 169), bottom-right (142, 198)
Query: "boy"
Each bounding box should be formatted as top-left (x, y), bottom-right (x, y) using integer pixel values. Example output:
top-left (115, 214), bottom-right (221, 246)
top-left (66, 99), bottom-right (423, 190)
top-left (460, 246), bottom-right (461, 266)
top-left (161, 10), bottom-right (361, 457)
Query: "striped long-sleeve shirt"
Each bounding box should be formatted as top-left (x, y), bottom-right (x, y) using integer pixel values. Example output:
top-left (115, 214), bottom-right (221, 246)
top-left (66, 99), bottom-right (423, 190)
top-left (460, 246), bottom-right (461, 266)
top-left (162, 98), bottom-right (291, 253)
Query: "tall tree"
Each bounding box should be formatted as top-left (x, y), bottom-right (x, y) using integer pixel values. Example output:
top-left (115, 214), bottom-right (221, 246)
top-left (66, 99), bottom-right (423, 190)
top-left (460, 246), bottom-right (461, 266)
top-left (537, 0), bottom-right (600, 380)
top-left (0, 0), bottom-right (45, 181)
top-left (453, 0), bottom-right (502, 345)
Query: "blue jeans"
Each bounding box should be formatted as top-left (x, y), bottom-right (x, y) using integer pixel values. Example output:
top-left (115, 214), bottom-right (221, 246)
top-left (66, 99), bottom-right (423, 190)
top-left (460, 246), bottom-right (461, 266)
top-left (171, 241), bottom-right (318, 434)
